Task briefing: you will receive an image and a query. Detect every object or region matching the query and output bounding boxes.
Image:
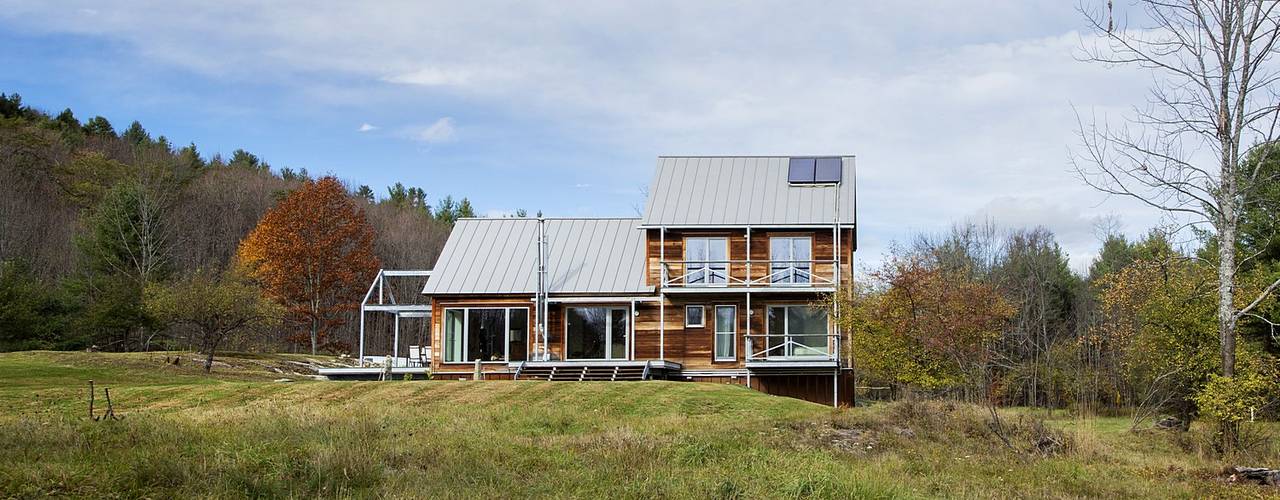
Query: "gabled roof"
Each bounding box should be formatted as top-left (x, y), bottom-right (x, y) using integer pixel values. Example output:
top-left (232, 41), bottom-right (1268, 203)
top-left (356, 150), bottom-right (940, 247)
top-left (421, 217), bottom-right (650, 295)
top-left (640, 156), bottom-right (856, 226)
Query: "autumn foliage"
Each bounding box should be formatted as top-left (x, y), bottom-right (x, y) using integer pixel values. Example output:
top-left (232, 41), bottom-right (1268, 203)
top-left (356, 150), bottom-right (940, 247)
top-left (840, 252), bottom-right (1013, 395)
top-left (237, 177), bottom-right (380, 354)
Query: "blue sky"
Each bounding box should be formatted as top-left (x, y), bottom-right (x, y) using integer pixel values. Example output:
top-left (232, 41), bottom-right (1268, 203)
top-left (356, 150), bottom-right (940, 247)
top-left (0, 1), bottom-right (1164, 271)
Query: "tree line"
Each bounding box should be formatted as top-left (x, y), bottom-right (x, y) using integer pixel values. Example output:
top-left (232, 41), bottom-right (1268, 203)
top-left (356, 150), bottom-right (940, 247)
top-left (0, 93), bottom-right (475, 356)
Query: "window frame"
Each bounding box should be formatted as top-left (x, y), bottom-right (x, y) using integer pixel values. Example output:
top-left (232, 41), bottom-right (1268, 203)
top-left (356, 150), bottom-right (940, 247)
top-left (440, 307), bottom-right (530, 364)
top-left (685, 305), bottom-right (705, 328)
top-left (713, 305), bottom-right (737, 362)
top-left (684, 236), bottom-right (729, 286)
top-left (769, 235), bottom-right (813, 285)
top-left (563, 306), bottom-right (630, 361)
top-left (764, 304), bottom-right (830, 359)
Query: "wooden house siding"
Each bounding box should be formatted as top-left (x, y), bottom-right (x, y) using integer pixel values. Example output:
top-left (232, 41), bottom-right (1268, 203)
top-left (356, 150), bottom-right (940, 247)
top-left (646, 228), bottom-right (854, 287)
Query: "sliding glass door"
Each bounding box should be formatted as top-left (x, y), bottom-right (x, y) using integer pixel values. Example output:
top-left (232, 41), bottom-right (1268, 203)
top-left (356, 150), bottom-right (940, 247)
top-left (765, 305), bottom-right (829, 358)
top-left (441, 308), bottom-right (529, 363)
top-left (565, 307), bottom-right (629, 360)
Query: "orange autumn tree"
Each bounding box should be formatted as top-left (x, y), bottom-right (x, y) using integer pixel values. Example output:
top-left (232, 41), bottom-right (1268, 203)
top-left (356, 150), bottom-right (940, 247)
top-left (237, 177), bottom-right (380, 354)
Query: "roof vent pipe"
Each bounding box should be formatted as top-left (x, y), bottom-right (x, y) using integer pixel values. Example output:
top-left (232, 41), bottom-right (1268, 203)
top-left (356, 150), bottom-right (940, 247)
top-left (535, 217), bottom-right (549, 360)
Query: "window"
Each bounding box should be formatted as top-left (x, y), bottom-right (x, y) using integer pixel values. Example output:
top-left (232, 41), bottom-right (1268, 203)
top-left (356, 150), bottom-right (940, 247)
top-left (685, 237), bottom-right (728, 285)
top-left (442, 307), bottom-right (530, 363)
top-left (770, 236), bottom-right (812, 284)
top-left (685, 305), bottom-right (704, 327)
top-left (788, 157), bottom-right (842, 184)
top-left (714, 305), bottom-right (736, 361)
top-left (766, 305), bottom-right (829, 358)
top-left (566, 307), bottom-right (629, 360)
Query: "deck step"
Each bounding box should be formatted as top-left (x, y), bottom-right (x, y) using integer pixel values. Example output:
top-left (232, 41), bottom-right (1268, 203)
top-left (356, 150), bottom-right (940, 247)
top-left (514, 364), bottom-right (650, 381)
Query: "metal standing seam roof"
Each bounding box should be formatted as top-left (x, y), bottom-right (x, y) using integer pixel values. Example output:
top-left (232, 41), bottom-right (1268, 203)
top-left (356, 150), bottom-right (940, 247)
top-left (640, 156), bottom-right (856, 226)
top-left (420, 217), bottom-right (650, 295)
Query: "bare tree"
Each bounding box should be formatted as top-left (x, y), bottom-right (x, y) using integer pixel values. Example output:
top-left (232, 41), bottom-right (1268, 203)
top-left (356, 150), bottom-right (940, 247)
top-left (1074, 0), bottom-right (1280, 377)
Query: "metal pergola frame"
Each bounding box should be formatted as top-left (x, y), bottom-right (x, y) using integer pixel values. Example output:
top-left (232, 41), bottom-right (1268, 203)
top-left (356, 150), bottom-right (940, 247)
top-left (358, 269), bottom-right (433, 368)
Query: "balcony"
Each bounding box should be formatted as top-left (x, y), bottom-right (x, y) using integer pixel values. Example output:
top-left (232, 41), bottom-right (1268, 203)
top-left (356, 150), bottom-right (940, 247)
top-left (659, 259), bottom-right (838, 291)
top-left (744, 333), bottom-right (840, 367)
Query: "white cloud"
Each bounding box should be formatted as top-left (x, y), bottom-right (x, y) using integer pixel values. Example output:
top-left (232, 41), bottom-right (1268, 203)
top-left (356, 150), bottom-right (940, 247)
top-left (574, 183), bottom-right (591, 188)
top-left (414, 117), bottom-right (455, 143)
top-left (0, 2), bottom-right (1171, 271)
top-left (382, 67), bottom-right (472, 87)
top-left (358, 122), bottom-right (377, 132)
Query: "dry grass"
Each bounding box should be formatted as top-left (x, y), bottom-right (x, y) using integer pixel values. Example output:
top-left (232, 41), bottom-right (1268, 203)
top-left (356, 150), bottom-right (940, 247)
top-left (0, 351), bottom-right (1277, 498)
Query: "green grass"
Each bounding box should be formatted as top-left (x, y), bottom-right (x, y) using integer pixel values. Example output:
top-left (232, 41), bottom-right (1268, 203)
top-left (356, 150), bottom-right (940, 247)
top-left (0, 351), bottom-right (1275, 498)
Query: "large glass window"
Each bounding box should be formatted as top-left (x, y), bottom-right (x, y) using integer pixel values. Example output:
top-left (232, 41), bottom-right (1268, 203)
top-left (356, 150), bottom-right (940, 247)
top-left (770, 236), bottom-right (812, 284)
top-left (714, 305), bottom-right (736, 361)
top-left (508, 309), bottom-right (528, 362)
top-left (685, 237), bottom-right (728, 285)
top-left (766, 305), bottom-right (829, 358)
top-left (566, 307), bottom-right (629, 360)
top-left (442, 307), bottom-right (529, 363)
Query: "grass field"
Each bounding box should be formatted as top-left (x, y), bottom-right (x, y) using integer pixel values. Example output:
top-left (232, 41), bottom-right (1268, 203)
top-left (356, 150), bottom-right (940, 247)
top-left (0, 351), bottom-right (1275, 499)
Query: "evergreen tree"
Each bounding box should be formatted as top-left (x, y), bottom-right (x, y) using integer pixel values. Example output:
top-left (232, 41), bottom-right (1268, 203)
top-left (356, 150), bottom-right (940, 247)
top-left (458, 198), bottom-right (475, 219)
top-left (0, 93), bottom-right (23, 118)
top-left (82, 116), bottom-right (115, 137)
top-left (177, 143), bottom-right (205, 171)
top-left (228, 149), bottom-right (263, 170)
top-left (53, 108), bottom-right (79, 130)
top-left (355, 185), bottom-right (375, 204)
top-left (122, 120), bottom-right (150, 145)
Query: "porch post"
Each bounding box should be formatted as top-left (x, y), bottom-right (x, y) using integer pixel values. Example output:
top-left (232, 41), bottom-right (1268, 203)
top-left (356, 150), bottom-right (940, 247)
top-left (833, 369), bottom-right (839, 407)
top-left (358, 307), bottom-right (365, 367)
top-left (659, 226), bottom-right (666, 361)
top-left (393, 313), bottom-right (400, 368)
top-left (630, 300), bottom-right (636, 360)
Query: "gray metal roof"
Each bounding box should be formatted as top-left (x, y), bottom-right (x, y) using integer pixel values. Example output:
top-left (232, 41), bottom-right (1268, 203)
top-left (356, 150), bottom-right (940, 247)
top-left (640, 156), bottom-right (856, 226)
top-left (421, 218), bottom-right (650, 295)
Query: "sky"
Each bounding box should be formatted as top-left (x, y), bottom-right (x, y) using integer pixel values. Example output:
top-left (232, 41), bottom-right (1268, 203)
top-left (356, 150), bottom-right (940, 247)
top-left (0, 1), bottom-right (1167, 273)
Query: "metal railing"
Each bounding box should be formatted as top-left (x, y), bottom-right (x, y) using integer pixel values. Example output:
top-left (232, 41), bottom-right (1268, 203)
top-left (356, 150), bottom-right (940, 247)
top-left (743, 333), bottom-right (840, 361)
top-left (660, 260), bottom-right (837, 288)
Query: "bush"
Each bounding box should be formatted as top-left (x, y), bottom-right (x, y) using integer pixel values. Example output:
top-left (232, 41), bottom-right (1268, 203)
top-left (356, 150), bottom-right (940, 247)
top-left (1193, 373), bottom-right (1274, 452)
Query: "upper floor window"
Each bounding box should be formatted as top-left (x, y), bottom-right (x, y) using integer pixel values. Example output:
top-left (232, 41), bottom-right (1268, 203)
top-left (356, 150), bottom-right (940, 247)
top-left (685, 237), bottom-right (728, 285)
top-left (770, 236), bottom-right (812, 284)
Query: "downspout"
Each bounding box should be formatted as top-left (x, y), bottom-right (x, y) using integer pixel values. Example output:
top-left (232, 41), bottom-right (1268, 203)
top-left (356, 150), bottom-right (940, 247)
top-left (537, 217), bottom-right (549, 360)
top-left (745, 225), bottom-right (752, 390)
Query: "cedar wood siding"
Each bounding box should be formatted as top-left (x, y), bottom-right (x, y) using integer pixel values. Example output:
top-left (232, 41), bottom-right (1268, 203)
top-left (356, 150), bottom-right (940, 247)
top-left (645, 228), bottom-right (855, 287)
top-left (430, 295), bottom-right (828, 371)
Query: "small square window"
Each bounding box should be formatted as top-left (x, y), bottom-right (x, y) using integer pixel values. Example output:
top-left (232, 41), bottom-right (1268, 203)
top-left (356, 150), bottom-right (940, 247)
top-left (685, 305), bottom-right (705, 328)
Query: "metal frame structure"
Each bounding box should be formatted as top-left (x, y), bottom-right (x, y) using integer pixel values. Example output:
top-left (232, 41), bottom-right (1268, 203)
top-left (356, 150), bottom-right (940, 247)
top-left (358, 269), bottom-right (433, 368)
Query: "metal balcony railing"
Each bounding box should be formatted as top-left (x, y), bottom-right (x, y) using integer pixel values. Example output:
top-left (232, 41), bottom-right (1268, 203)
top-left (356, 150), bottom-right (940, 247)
top-left (660, 260), bottom-right (837, 289)
top-left (743, 333), bottom-right (840, 362)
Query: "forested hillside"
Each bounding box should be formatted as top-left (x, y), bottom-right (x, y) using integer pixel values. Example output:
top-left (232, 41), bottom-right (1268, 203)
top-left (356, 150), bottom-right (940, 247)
top-left (0, 93), bottom-right (471, 353)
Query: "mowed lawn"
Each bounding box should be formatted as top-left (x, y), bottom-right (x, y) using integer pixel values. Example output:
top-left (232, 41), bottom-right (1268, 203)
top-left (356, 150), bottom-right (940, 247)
top-left (0, 351), bottom-right (1273, 499)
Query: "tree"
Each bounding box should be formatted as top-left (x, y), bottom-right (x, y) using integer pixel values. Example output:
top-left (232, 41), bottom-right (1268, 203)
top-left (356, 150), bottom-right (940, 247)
top-left (0, 260), bottom-right (70, 351)
top-left (228, 149), bottom-right (266, 171)
top-left (0, 93), bottom-right (25, 118)
top-left (122, 121), bottom-right (150, 146)
top-left (75, 180), bottom-right (174, 349)
top-left (1075, 1), bottom-right (1280, 378)
top-left (237, 176), bottom-right (380, 354)
top-left (82, 116), bottom-right (115, 137)
top-left (53, 108), bottom-right (79, 130)
top-left (145, 268), bottom-right (282, 372)
top-left (836, 249), bottom-right (1014, 399)
top-left (355, 184), bottom-right (375, 204)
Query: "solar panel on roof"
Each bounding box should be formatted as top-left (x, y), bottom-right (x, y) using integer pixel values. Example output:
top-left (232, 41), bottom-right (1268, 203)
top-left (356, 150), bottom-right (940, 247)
top-left (814, 157), bottom-right (842, 183)
top-left (788, 158), bottom-right (816, 183)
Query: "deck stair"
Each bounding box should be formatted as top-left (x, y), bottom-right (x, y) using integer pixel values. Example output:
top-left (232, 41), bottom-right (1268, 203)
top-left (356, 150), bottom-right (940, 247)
top-left (515, 361), bottom-right (651, 381)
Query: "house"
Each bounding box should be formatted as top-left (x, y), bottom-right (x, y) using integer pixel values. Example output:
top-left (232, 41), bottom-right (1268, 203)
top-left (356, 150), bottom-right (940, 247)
top-left (349, 156), bottom-right (856, 405)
